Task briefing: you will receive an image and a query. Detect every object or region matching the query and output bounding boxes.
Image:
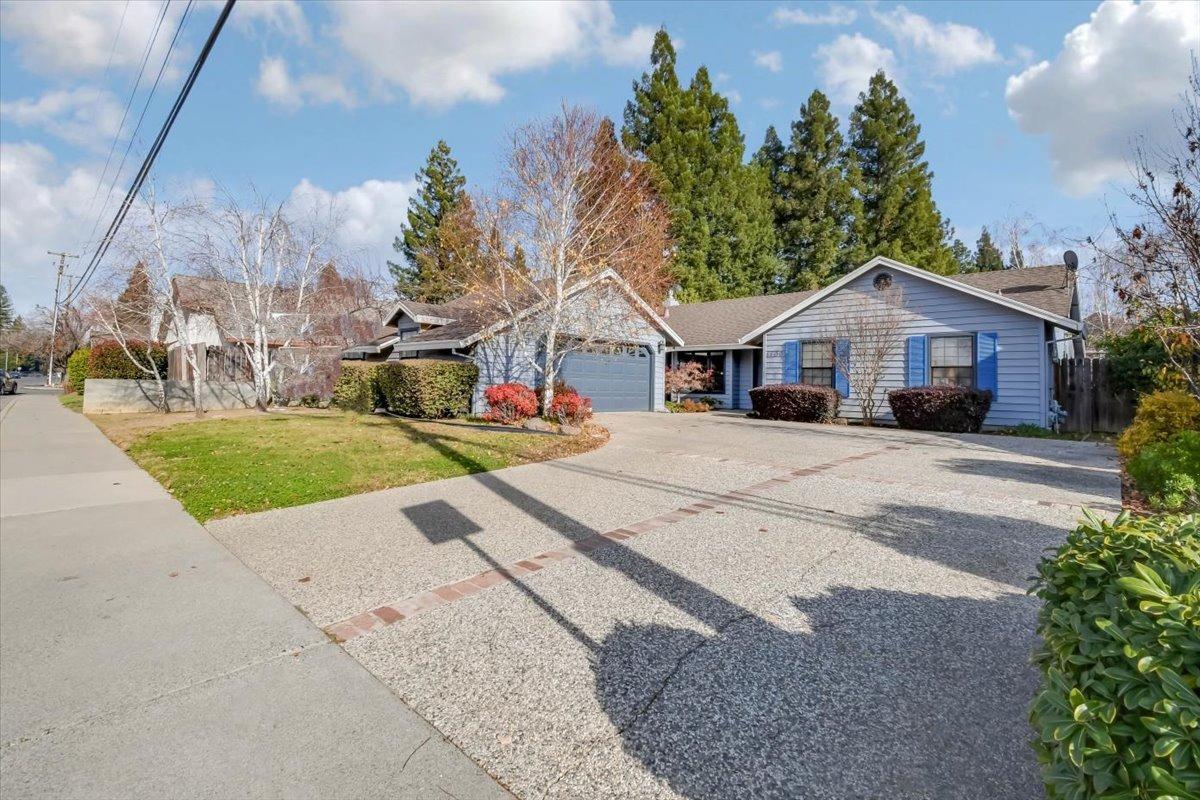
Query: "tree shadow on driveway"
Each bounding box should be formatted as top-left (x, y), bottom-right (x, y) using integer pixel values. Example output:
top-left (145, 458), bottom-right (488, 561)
top-left (394, 422), bottom-right (1045, 799)
top-left (592, 586), bottom-right (1041, 800)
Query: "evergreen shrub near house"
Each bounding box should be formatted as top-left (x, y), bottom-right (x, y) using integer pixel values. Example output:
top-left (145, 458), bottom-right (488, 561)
top-left (1127, 431), bottom-right (1200, 513)
top-left (1117, 390), bottom-right (1200, 462)
top-left (1030, 511), bottom-right (1200, 800)
top-left (376, 359), bottom-right (478, 419)
top-left (87, 340), bottom-right (168, 381)
top-left (887, 386), bottom-right (993, 433)
top-left (332, 362), bottom-right (382, 413)
top-left (749, 384), bottom-right (839, 423)
top-left (65, 347), bottom-right (90, 394)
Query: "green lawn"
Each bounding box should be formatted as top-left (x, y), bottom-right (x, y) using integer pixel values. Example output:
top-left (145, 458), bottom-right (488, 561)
top-left (94, 409), bottom-right (603, 522)
top-left (59, 393), bottom-right (83, 412)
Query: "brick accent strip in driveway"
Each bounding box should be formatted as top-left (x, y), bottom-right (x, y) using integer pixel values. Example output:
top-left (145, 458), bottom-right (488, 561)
top-left (324, 444), bottom-right (909, 644)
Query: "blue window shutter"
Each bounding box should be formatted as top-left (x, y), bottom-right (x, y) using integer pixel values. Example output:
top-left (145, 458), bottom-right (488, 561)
top-left (977, 332), bottom-right (999, 399)
top-left (906, 335), bottom-right (927, 387)
top-left (834, 339), bottom-right (850, 397)
top-left (782, 340), bottom-right (799, 383)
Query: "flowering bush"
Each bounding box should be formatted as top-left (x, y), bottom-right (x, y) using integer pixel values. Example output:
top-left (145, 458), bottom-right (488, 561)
top-left (749, 384), bottom-right (839, 422)
top-left (887, 386), bottom-right (993, 432)
top-left (549, 390), bottom-right (592, 425)
top-left (483, 382), bottom-right (539, 424)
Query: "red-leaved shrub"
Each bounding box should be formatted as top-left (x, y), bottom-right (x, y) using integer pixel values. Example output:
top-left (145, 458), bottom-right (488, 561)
top-left (887, 386), bottom-right (993, 432)
top-left (483, 382), bottom-right (538, 424)
top-left (549, 390), bottom-right (592, 425)
top-left (749, 384), bottom-right (840, 422)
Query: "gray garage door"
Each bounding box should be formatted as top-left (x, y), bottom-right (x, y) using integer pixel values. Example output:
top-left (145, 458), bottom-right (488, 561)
top-left (560, 344), bottom-right (652, 412)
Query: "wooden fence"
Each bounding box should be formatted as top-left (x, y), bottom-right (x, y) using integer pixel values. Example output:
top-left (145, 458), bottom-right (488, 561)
top-left (1052, 357), bottom-right (1135, 433)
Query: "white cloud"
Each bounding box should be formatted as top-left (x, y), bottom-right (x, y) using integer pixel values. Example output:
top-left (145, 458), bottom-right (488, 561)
top-left (255, 57), bottom-right (356, 110)
top-left (815, 34), bottom-right (896, 105)
top-left (0, 88), bottom-right (124, 150)
top-left (327, 1), bottom-right (650, 109)
top-left (287, 177), bottom-right (416, 257)
top-left (597, 23), bottom-right (657, 66)
top-left (0, 0), bottom-right (186, 77)
top-left (771, 4), bottom-right (857, 26)
top-left (873, 5), bottom-right (1000, 74)
top-left (232, 0), bottom-right (310, 43)
top-left (1012, 44), bottom-right (1036, 67)
top-left (0, 143), bottom-right (103, 312)
top-left (753, 50), bottom-right (783, 73)
top-left (1005, 0), bottom-right (1200, 196)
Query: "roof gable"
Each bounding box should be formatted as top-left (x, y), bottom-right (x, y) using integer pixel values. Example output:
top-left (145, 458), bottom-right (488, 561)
top-left (737, 256), bottom-right (1081, 344)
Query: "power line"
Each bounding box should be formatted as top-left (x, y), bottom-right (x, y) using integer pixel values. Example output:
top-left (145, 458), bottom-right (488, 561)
top-left (66, 0), bottom-right (237, 305)
top-left (88, 0), bottom-right (196, 252)
top-left (81, 0), bottom-right (172, 244)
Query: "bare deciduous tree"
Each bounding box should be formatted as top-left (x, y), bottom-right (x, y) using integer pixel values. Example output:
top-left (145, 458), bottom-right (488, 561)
top-left (831, 286), bottom-right (907, 425)
top-left (664, 361), bottom-right (714, 402)
top-left (448, 105), bottom-right (673, 411)
top-left (190, 189), bottom-right (339, 409)
top-left (1089, 61), bottom-right (1200, 395)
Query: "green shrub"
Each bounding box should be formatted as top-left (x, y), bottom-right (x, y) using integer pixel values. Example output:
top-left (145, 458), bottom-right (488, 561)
top-left (87, 339), bottom-right (167, 380)
top-left (1098, 326), bottom-right (1183, 398)
top-left (332, 361), bottom-right (381, 413)
top-left (376, 359), bottom-right (478, 419)
top-left (1118, 391), bottom-right (1200, 461)
top-left (65, 347), bottom-right (90, 394)
top-left (1128, 431), bottom-right (1200, 512)
top-left (1030, 512), bottom-right (1200, 799)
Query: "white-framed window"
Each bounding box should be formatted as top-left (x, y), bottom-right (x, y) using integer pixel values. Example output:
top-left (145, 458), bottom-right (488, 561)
top-left (801, 340), bottom-right (834, 386)
top-left (930, 334), bottom-right (974, 387)
top-left (678, 351), bottom-right (725, 393)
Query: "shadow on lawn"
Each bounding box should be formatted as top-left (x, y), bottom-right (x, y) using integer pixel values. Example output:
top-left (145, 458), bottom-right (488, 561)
top-left (397, 423), bottom-right (1045, 798)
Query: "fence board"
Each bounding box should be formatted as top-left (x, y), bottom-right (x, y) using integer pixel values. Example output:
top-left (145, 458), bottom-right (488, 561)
top-left (1052, 357), bottom-right (1135, 433)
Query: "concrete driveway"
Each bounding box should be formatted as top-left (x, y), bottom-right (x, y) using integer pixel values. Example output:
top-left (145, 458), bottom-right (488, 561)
top-left (208, 412), bottom-right (1121, 800)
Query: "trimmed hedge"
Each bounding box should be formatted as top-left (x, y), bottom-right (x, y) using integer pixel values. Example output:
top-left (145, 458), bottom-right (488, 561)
top-left (332, 361), bottom-right (382, 413)
top-left (749, 384), bottom-right (840, 423)
top-left (65, 347), bottom-right (90, 394)
top-left (1030, 512), bottom-right (1200, 800)
top-left (87, 339), bottom-right (168, 380)
top-left (887, 385), bottom-right (993, 432)
top-left (376, 359), bottom-right (478, 419)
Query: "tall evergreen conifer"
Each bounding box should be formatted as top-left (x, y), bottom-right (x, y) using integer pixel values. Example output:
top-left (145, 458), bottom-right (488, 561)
top-left (389, 140), bottom-right (468, 303)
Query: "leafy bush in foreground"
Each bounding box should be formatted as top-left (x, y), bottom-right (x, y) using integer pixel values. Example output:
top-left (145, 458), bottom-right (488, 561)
top-left (1118, 390), bottom-right (1200, 462)
top-left (749, 384), bottom-right (839, 423)
top-left (1030, 512), bottom-right (1200, 800)
top-left (1128, 430), bottom-right (1200, 512)
top-left (549, 389), bottom-right (591, 425)
top-left (887, 385), bottom-right (993, 432)
top-left (87, 339), bottom-right (168, 381)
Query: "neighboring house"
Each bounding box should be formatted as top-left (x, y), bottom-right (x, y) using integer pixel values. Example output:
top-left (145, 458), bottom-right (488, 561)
top-left (346, 256), bottom-right (1082, 427)
top-left (665, 256), bottom-right (1082, 428)
top-left (166, 272), bottom-right (380, 391)
top-left (342, 269), bottom-right (682, 412)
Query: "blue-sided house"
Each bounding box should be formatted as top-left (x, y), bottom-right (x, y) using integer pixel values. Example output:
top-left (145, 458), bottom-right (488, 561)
top-left (664, 256), bottom-right (1083, 428)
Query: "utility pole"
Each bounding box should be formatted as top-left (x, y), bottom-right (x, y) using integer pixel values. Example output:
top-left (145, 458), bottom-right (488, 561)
top-left (46, 250), bottom-right (79, 387)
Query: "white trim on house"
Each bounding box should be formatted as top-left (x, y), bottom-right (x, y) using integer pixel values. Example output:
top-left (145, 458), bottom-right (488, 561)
top-left (384, 301), bottom-right (457, 327)
top-left (737, 256), bottom-right (1082, 344)
top-left (665, 343), bottom-right (761, 352)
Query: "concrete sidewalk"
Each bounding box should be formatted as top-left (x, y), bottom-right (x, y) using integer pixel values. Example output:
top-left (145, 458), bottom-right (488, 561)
top-left (0, 392), bottom-right (508, 800)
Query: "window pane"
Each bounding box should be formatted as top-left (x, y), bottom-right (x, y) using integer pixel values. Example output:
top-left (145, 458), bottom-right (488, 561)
top-left (932, 335), bottom-right (973, 367)
top-left (802, 367), bottom-right (832, 386)
top-left (802, 341), bottom-right (832, 369)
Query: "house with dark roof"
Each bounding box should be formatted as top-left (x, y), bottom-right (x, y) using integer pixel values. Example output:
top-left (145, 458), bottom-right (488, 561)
top-left (665, 256), bottom-right (1082, 427)
top-left (344, 255), bottom-right (1083, 427)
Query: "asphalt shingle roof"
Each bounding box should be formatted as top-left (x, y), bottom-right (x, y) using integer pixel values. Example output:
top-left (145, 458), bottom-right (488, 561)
top-left (663, 265), bottom-right (1076, 348)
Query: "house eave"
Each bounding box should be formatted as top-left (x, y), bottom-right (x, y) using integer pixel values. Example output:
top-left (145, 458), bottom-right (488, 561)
top-left (736, 255), bottom-right (1083, 343)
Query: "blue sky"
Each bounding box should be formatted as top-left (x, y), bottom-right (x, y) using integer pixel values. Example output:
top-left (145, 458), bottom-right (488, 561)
top-left (1, 0), bottom-right (1196, 312)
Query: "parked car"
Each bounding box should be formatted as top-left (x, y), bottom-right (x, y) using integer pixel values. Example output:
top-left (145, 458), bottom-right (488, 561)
top-left (1, 372), bottom-right (17, 395)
